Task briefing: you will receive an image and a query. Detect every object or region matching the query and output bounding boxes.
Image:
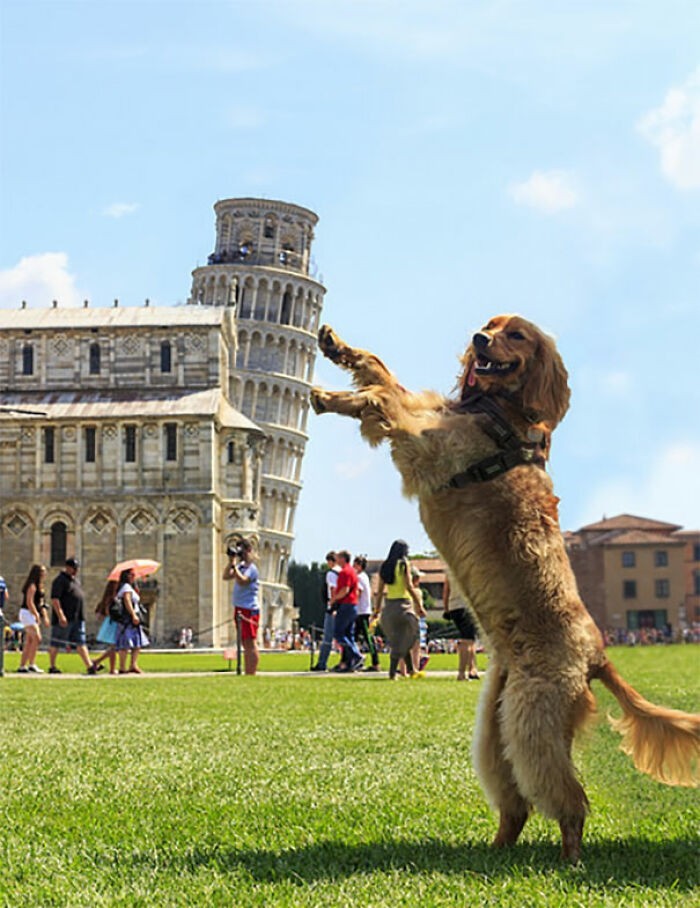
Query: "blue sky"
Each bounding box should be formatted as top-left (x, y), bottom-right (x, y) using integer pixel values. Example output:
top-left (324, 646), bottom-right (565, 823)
top-left (1, 1), bottom-right (699, 564)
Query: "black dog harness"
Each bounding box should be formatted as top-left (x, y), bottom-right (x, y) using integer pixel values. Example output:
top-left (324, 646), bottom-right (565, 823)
top-left (445, 394), bottom-right (545, 488)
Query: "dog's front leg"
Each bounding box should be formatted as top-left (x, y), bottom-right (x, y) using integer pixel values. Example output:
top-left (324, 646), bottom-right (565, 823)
top-left (310, 387), bottom-right (369, 419)
top-left (318, 325), bottom-right (403, 391)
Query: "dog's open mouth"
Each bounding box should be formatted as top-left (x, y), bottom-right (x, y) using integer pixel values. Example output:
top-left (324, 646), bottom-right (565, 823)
top-left (469, 355), bottom-right (518, 386)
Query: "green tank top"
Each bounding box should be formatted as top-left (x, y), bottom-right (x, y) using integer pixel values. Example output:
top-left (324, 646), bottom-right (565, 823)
top-left (386, 560), bottom-right (409, 598)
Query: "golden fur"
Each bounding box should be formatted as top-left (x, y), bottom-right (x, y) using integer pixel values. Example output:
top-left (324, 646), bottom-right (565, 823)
top-left (310, 314), bottom-right (700, 861)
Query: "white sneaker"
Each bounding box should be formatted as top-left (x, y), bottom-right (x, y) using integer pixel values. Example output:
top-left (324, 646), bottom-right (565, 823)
top-left (28, 665), bottom-right (44, 673)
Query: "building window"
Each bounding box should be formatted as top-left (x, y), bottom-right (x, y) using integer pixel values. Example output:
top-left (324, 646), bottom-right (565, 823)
top-left (623, 580), bottom-right (637, 599)
top-left (44, 427), bottom-right (55, 463)
top-left (124, 425), bottom-right (137, 462)
top-left (227, 441), bottom-right (235, 463)
top-left (693, 543), bottom-right (700, 562)
top-left (89, 342), bottom-right (101, 375)
top-left (165, 423), bottom-right (177, 461)
top-left (621, 551), bottom-right (635, 568)
top-left (263, 219), bottom-right (275, 239)
top-left (654, 550), bottom-right (668, 567)
top-left (694, 570), bottom-right (700, 595)
top-left (160, 341), bottom-right (172, 373)
top-left (655, 579), bottom-right (670, 598)
top-left (22, 343), bottom-right (34, 375)
top-left (84, 426), bottom-right (96, 463)
top-left (50, 521), bottom-right (67, 565)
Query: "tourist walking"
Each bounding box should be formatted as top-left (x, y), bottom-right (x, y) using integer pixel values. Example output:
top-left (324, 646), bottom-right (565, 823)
top-left (115, 568), bottom-right (150, 674)
top-left (330, 550), bottom-right (362, 672)
top-left (17, 564), bottom-right (48, 673)
top-left (353, 555), bottom-right (380, 672)
top-left (374, 540), bottom-right (424, 680)
top-left (91, 579), bottom-right (120, 675)
top-left (310, 551), bottom-right (340, 672)
top-left (48, 558), bottom-right (97, 675)
top-left (443, 569), bottom-right (480, 681)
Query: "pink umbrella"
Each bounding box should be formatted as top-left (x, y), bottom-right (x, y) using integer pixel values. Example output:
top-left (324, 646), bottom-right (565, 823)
top-left (108, 559), bottom-right (160, 581)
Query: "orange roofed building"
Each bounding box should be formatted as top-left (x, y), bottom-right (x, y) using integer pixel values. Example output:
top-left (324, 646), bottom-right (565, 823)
top-left (564, 514), bottom-right (699, 636)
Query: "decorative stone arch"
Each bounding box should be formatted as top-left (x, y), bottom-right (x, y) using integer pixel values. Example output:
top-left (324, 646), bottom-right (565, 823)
top-left (303, 344), bottom-right (314, 382)
top-left (287, 340), bottom-right (298, 378)
top-left (260, 539), bottom-right (273, 578)
top-left (268, 385), bottom-right (281, 426)
top-left (230, 375), bottom-right (243, 409)
top-left (299, 396), bottom-right (310, 432)
top-left (236, 329), bottom-right (248, 368)
top-left (164, 504), bottom-right (200, 536)
top-left (280, 285), bottom-right (293, 325)
top-left (241, 380), bottom-right (255, 418)
top-left (267, 280), bottom-right (282, 324)
top-left (254, 382), bottom-right (269, 423)
top-left (214, 274), bottom-right (229, 306)
top-left (239, 276), bottom-right (255, 318)
top-left (82, 505), bottom-right (118, 536)
top-left (293, 285), bottom-right (305, 327)
top-left (290, 391), bottom-right (302, 429)
top-left (123, 505), bottom-right (159, 536)
top-left (40, 508), bottom-right (76, 567)
top-left (1, 506), bottom-right (36, 538)
top-left (280, 388), bottom-right (292, 426)
top-left (248, 330), bottom-right (263, 369)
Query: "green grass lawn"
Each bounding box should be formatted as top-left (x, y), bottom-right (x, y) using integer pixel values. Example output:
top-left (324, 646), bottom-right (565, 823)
top-left (1, 647), bottom-right (698, 906)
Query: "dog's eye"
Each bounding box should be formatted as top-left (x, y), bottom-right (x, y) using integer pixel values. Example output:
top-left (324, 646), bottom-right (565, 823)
top-left (507, 331), bottom-right (525, 340)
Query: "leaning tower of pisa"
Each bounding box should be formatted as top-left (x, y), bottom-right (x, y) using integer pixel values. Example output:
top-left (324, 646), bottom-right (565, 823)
top-left (189, 197), bottom-right (326, 629)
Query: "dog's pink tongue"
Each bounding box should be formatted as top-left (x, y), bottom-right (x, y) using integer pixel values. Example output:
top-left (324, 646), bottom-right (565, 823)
top-left (468, 363), bottom-right (477, 387)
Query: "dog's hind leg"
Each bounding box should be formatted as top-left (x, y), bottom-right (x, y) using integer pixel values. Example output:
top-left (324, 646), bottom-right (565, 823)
top-left (472, 664), bottom-right (531, 848)
top-left (499, 674), bottom-right (590, 862)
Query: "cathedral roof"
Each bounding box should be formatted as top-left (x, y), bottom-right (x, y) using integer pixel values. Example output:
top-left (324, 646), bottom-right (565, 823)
top-left (0, 304), bottom-right (228, 331)
top-left (0, 388), bottom-right (263, 432)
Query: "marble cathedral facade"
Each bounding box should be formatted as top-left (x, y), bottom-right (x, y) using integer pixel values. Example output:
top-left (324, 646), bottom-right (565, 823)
top-left (0, 198), bottom-right (326, 645)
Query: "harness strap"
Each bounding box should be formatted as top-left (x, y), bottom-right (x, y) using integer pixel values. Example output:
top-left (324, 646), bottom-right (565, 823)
top-left (445, 393), bottom-right (542, 488)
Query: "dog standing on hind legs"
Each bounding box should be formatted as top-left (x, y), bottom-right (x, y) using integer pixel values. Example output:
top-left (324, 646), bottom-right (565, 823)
top-left (310, 315), bottom-right (700, 862)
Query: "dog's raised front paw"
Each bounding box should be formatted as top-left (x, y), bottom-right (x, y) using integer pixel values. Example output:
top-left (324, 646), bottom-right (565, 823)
top-left (309, 388), bottom-right (327, 414)
top-left (318, 324), bottom-right (343, 362)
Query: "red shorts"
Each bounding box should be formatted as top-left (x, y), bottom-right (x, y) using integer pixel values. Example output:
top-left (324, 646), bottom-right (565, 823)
top-left (234, 608), bottom-right (260, 642)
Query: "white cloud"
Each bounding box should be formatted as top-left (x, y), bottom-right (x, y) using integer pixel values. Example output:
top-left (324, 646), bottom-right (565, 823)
top-left (638, 67), bottom-right (700, 190)
top-left (0, 253), bottom-right (84, 309)
top-left (335, 456), bottom-right (373, 480)
top-left (509, 170), bottom-right (579, 213)
top-left (102, 202), bottom-right (140, 218)
top-left (578, 441), bottom-right (700, 530)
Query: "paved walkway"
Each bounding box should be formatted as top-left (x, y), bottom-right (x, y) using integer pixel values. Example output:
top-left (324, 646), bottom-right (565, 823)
top-left (2, 669), bottom-right (469, 680)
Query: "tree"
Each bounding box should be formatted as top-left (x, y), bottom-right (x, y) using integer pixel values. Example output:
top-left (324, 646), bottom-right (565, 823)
top-left (287, 560), bottom-right (326, 631)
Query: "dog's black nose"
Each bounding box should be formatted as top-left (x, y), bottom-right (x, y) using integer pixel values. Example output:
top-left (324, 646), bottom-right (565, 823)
top-left (473, 332), bottom-right (491, 350)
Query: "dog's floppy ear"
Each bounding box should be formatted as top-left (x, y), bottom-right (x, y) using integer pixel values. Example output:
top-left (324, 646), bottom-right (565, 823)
top-left (521, 333), bottom-right (571, 427)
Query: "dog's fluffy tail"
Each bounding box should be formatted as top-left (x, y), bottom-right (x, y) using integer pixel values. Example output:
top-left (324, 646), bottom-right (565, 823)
top-left (594, 660), bottom-right (699, 786)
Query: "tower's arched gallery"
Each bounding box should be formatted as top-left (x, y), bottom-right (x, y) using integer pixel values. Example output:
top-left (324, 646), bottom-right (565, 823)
top-left (0, 198), bottom-right (326, 645)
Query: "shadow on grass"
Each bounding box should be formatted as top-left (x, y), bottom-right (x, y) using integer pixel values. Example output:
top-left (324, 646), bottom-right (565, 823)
top-left (127, 837), bottom-right (699, 889)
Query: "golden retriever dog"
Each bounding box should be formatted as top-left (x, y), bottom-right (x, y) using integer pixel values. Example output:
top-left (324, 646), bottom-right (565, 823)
top-left (310, 314), bottom-right (699, 861)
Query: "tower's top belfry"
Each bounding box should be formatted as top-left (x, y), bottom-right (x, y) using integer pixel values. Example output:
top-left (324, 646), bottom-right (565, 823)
top-left (209, 197), bottom-right (319, 278)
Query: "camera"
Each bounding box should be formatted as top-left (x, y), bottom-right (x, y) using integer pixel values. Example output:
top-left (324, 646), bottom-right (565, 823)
top-left (226, 539), bottom-right (247, 560)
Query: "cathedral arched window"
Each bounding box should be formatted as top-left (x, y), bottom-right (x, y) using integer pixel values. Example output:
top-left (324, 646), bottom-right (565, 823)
top-left (50, 521), bottom-right (67, 566)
